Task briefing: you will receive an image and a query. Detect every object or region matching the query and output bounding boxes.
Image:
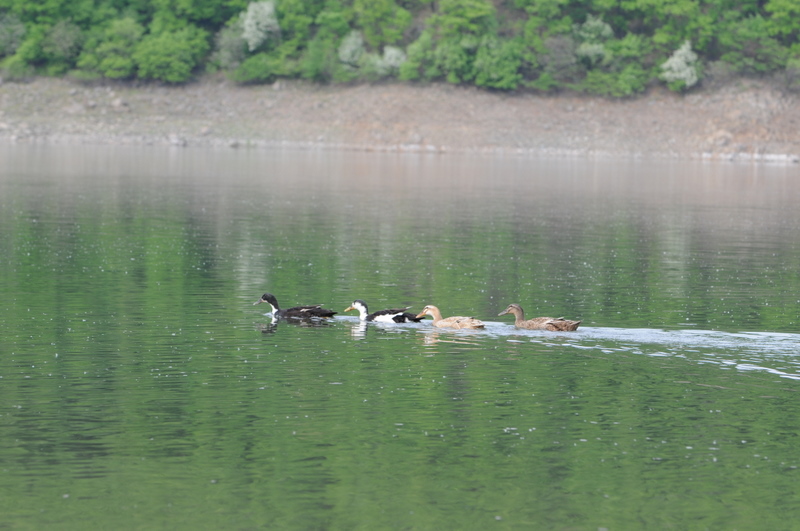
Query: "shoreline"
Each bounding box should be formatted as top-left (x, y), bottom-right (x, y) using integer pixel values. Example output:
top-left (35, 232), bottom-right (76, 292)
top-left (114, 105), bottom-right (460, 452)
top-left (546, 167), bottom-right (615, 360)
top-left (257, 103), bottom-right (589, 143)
top-left (1, 76), bottom-right (798, 163)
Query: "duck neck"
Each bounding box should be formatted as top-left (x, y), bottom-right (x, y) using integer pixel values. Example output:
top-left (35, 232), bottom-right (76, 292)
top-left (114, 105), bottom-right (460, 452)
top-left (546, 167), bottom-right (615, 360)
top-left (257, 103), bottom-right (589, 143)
top-left (513, 309), bottom-right (526, 325)
top-left (428, 307), bottom-right (444, 323)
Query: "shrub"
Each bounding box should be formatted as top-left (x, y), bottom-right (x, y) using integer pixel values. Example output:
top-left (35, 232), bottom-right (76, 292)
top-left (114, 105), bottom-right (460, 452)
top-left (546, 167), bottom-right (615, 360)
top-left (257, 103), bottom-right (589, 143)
top-left (526, 71), bottom-right (559, 92)
top-left (231, 51), bottom-right (282, 83)
top-left (784, 54), bottom-right (800, 92)
top-left (703, 60), bottom-right (736, 87)
top-left (1, 53), bottom-right (33, 79)
top-left (581, 64), bottom-right (648, 97)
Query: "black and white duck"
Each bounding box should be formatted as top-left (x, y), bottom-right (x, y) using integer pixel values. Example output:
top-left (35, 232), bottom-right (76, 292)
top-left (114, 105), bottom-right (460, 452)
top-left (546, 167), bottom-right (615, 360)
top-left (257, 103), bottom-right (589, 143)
top-left (253, 293), bottom-right (337, 319)
top-left (344, 299), bottom-right (423, 323)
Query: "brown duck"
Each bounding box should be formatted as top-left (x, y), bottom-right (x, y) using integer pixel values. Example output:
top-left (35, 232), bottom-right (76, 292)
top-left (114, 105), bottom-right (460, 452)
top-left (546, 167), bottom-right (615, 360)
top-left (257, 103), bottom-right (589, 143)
top-left (416, 305), bottom-right (485, 330)
top-left (498, 303), bottom-right (581, 331)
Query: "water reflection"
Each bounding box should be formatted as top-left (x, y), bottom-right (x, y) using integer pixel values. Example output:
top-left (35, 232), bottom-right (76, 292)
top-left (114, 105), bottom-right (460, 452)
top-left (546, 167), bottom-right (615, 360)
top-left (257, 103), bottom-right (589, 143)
top-left (3, 145), bottom-right (800, 529)
top-left (349, 320), bottom-right (368, 339)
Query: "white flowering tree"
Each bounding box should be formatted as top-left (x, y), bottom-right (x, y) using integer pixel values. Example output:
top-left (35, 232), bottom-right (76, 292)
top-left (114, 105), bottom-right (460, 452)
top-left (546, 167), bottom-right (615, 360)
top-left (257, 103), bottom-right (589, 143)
top-left (337, 31), bottom-right (406, 80)
top-left (242, 0), bottom-right (280, 52)
top-left (575, 15), bottom-right (613, 67)
top-left (338, 30), bottom-right (365, 68)
top-left (660, 40), bottom-right (700, 91)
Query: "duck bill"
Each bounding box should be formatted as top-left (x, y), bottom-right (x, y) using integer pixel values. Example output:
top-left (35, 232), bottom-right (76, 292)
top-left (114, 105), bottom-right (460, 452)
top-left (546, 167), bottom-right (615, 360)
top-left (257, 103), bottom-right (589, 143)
top-left (498, 309), bottom-right (509, 316)
top-left (344, 306), bottom-right (355, 312)
top-left (253, 298), bottom-right (265, 305)
top-left (415, 312), bottom-right (427, 319)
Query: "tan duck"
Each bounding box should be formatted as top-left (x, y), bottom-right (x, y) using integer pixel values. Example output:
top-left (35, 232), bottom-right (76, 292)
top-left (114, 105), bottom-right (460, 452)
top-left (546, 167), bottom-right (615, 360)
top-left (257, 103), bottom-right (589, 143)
top-left (498, 303), bottom-right (581, 331)
top-left (415, 305), bottom-right (485, 330)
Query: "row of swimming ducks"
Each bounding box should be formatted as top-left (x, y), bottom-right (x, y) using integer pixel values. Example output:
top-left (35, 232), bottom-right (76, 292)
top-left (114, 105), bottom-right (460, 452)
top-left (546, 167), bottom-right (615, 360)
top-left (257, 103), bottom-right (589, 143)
top-left (254, 293), bottom-right (581, 331)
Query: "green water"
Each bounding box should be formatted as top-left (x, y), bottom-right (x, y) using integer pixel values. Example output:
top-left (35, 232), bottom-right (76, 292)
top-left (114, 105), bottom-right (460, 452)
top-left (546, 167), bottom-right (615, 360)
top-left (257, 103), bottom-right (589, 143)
top-left (2, 145), bottom-right (800, 529)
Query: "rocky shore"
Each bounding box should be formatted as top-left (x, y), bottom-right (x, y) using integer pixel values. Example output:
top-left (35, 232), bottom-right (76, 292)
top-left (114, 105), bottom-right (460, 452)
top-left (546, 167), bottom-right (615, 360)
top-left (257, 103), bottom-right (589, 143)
top-left (1, 76), bottom-right (798, 162)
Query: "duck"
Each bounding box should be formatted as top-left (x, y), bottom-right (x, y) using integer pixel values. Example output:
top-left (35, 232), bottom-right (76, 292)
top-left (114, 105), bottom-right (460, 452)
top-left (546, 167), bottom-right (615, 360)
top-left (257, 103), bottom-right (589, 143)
top-left (344, 299), bottom-right (423, 323)
top-left (415, 305), bottom-right (485, 329)
top-left (498, 303), bottom-right (581, 331)
top-left (253, 292), bottom-right (337, 319)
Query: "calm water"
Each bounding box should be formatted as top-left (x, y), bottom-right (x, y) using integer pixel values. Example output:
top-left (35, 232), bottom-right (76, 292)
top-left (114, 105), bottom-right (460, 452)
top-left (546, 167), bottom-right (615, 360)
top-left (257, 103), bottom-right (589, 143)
top-left (2, 145), bottom-right (800, 529)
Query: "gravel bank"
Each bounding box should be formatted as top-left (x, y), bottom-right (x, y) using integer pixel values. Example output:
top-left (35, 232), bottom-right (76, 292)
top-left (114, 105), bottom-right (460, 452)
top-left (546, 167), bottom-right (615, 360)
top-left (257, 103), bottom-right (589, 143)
top-left (1, 76), bottom-right (798, 162)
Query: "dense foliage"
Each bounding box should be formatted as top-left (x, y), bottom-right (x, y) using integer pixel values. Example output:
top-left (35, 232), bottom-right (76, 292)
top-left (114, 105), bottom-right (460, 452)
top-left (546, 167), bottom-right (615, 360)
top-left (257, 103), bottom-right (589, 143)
top-left (1, 0), bottom-right (798, 95)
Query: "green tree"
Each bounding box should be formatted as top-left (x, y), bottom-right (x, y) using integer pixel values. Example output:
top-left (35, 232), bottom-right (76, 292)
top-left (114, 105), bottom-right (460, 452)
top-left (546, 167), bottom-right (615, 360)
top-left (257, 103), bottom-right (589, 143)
top-left (398, 29), bottom-right (439, 81)
top-left (765, 0), bottom-right (800, 43)
top-left (434, 35), bottom-right (478, 83)
top-left (432, 0), bottom-right (496, 40)
top-left (273, 0), bottom-right (319, 57)
top-left (353, 0), bottom-right (411, 48)
top-left (473, 36), bottom-right (523, 89)
top-left (133, 25), bottom-right (210, 82)
top-left (2, 23), bottom-right (45, 76)
top-left (718, 15), bottom-right (787, 74)
top-left (78, 17), bottom-right (145, 79)
top-left (297, 1), bottom-right (352, 81)
top-left (540, 33), bottom-right (582, 84)
top-left (0, 0), bottom-right (798, 90)
top-left (40, 19), bottom-right (83, 74)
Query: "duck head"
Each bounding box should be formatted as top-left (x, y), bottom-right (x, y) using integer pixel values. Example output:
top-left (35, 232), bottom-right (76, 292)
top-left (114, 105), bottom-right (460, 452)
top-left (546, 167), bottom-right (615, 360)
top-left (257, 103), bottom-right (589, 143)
top-left (344, 299), bottom-right (369, 319)
top-left (415, 305), bottom-right (436, 319)
top-left (498, 303), bottom-right (523, 317)
top-left (254, 293), bottom-right (280, 313)
top-left (344, 299), bottom-right (368, 313)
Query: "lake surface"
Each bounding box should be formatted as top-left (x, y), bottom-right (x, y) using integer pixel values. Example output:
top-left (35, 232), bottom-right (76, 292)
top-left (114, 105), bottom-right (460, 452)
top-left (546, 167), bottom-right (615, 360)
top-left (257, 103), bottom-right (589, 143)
top-left (1, 144), bottom-right (800, 529)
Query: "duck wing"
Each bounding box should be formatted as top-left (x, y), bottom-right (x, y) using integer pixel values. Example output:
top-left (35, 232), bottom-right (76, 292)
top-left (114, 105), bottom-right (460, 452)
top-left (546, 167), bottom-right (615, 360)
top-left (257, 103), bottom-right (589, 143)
top-left (392, 311), bottom-right (425, 323)
top-left (284, 305), bottom-right (337, 319)
top-left (437, 316), bottom-right (485, 329)
top-left (544, 318), bottom-right (581, 331)
top-left (517, 317), bottom-right (559, 330)
top-left (367, 307), bottom-right (413, 322)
